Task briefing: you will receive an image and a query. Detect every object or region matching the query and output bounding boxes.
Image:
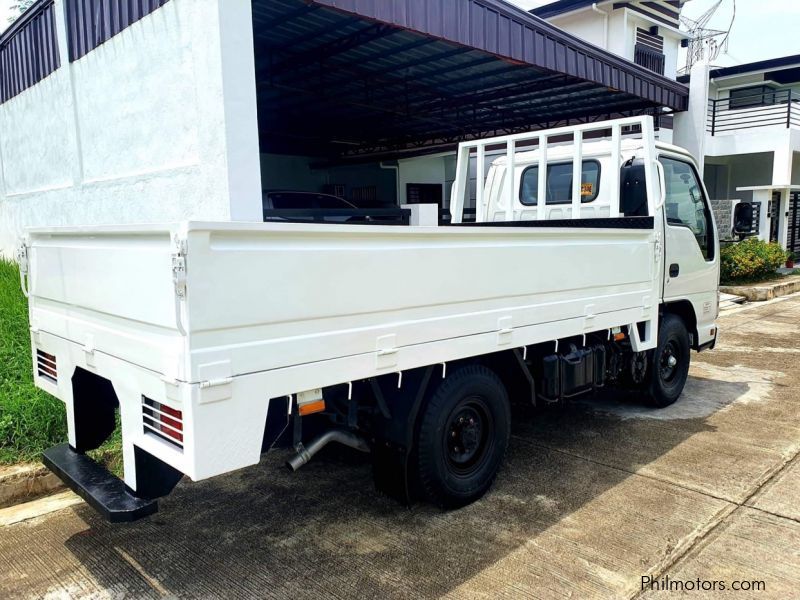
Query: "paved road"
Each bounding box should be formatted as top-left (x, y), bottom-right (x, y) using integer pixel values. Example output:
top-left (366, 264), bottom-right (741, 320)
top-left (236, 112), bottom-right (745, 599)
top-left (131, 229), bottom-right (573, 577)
top-left (2, 294), bottom-right (800, 599)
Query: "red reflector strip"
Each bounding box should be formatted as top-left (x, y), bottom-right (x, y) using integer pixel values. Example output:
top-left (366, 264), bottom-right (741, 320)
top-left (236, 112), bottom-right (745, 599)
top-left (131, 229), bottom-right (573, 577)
top-left (142, 396), bottom-right (184, 448)
top-left (159, 404), bottom-right (184, 443)
top-left (36, 350), bottom-right (57, 381)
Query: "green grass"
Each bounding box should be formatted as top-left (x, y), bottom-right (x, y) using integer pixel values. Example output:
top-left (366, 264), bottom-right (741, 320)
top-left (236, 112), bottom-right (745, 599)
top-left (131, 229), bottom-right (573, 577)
top-left (0, 259), bottom-right (67, 464)
top-left (0, 259), bottom-right (124, 474)
top-left (0, 259), bottom-right (123, 474)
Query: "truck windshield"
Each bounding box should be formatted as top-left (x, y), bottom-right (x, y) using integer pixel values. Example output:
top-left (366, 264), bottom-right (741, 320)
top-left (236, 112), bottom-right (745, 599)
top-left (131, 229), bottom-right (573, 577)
top-left (519, 160), bottom-right (600, 205)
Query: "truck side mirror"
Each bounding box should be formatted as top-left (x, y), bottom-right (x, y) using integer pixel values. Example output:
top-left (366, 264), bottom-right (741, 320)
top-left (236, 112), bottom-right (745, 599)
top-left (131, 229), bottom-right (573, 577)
top-left (732, 202), bottom-right (754, 236)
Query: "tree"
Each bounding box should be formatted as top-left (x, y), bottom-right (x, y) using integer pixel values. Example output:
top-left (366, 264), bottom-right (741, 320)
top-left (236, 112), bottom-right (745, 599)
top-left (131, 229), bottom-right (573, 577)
top-left (8, 0), bottom-right (36, 24)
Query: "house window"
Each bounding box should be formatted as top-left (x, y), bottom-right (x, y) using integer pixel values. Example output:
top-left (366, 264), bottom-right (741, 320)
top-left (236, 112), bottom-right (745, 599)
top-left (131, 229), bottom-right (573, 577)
top-left (729, 86), bottom-right (776, 109)
top-left (520, 160), bottom-right (601, 205)
top-left (634, 45), bottom-right (665, 75)
top-left (635, 28), bottom-right (664, 53)
top-left (634, 28), bottom-right (665, 75)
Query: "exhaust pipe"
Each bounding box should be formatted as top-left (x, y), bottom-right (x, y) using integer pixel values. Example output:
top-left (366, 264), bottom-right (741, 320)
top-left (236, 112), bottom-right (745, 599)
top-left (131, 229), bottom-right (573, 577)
top-left (286, 429), bottom-right (370, 471)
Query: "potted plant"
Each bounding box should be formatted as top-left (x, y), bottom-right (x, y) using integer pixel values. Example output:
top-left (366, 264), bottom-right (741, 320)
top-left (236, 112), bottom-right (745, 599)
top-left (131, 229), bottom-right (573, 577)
top-left (787, 251), bottom-right (796, 269)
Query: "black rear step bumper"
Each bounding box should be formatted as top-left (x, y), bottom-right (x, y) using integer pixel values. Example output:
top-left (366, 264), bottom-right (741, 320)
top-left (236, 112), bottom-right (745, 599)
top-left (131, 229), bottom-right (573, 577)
top-left (43, 444), bottom-right (162, 523)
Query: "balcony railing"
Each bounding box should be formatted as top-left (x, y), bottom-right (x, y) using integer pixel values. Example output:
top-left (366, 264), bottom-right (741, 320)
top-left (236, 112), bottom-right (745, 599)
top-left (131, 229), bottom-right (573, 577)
top-left (634, 44), bottom-right (665, 76)
top-left (707, 89), bottom-right (800, 136)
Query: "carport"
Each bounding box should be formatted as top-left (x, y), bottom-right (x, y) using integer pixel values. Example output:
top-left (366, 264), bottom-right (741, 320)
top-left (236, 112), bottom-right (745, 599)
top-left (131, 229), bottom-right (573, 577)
top-left (250, 0), bottom-right (688, 208)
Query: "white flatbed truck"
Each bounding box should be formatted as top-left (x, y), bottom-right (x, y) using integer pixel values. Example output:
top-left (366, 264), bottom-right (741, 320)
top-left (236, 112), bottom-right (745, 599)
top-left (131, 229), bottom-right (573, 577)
top-left (20, 117), bottom-right (719, 522)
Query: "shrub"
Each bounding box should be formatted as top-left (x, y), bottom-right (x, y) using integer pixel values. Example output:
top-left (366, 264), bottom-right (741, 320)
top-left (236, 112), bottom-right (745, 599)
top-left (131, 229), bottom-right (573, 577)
top-left (720, 238), bottom-right (788, 284)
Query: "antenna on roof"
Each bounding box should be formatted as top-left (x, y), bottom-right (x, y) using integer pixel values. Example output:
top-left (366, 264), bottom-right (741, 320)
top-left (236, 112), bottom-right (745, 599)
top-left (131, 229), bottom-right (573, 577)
top-left (679, 0), bottom-right (736, 74)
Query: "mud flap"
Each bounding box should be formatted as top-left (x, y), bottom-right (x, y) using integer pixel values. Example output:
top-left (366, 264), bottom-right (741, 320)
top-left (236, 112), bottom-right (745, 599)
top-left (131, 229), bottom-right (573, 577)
top-left (369, 366), bottom-right (434, 504)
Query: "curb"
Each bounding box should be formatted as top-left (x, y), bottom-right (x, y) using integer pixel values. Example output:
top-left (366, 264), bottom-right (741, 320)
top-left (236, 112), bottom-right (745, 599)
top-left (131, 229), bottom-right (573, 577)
top-left (720, 275), bottom-right (800, 302)
top-left (0, 463), bottom-right (64, 509)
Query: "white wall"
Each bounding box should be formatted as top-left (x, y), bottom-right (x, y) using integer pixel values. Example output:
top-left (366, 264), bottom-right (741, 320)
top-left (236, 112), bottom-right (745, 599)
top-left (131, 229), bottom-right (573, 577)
top-left (0, 0), bottom-right (262, 256)
top-left (705, 153), bottom-right (774, 203)
top-left (673, 61), bottom-right (710, 169)
top-left (548, 8), bottom-right (682, 81)
top-left (548, 11), bottom-right (607, 49)
top-left (397, 155), bottom-right (447, 204)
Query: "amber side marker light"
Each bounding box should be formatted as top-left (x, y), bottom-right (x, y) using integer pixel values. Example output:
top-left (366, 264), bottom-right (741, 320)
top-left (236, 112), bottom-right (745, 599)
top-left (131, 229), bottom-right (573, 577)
top-left (613, 332), bottom-right (626, 341)
top-left (298, 399), bottom-right (326, 416)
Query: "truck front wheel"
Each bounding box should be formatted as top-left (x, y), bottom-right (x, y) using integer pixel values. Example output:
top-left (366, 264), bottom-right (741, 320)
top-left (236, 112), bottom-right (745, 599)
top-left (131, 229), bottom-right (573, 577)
top-left (645, 313), bottom-right (691, 408)
top-left (415, 365), bottom-right (510, 508)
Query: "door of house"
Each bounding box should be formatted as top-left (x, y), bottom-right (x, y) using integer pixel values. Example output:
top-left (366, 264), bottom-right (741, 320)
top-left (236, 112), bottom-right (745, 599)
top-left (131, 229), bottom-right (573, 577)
top-left (788, 192), bottom-right (800, 256)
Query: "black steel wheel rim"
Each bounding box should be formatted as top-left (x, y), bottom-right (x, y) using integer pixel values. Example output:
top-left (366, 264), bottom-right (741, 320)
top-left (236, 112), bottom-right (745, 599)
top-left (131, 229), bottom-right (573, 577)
top-left (659, 340), bottom-right (681, 383)
top-left (443, 396), bottom-right (493, 476)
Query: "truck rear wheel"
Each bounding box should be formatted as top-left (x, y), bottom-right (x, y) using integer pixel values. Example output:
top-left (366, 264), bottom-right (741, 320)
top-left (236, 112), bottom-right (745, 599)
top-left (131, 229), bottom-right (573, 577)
top-left (415, 365), bottom-right (510, 508)
top-left (645, 313), bottom-right (691, 408)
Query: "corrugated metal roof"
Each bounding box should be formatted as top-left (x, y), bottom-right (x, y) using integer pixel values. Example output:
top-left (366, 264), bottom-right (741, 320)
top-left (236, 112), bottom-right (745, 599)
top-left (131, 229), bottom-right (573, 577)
top-left (0, 0), bottom-right (59, 103)
top-left (254, 0), bottom-right (687, 159)
top-left (313, 0), bottom-right (687, 108)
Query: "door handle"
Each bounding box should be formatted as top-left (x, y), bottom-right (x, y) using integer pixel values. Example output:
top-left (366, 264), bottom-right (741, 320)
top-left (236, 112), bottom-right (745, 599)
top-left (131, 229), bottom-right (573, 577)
top-left (669, 263), bottom-right (680, 277)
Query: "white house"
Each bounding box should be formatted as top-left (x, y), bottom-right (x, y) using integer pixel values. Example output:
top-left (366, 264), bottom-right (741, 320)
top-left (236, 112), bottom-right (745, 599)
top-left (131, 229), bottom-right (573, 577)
top-left (678, 55), bottom-right (800, 254)
top-left (0, 0), bottom-right (690, 255)
top-left (531, 0), bottom-right (688, 81)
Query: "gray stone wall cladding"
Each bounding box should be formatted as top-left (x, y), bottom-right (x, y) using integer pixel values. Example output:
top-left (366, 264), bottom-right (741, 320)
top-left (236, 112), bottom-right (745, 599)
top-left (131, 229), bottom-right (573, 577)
top-left (710, 198), bottom-right (733, 241)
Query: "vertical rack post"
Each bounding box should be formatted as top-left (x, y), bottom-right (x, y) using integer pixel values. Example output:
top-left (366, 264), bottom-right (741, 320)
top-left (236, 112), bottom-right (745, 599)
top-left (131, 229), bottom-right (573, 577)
top-left (641, 116), bottom-right (657, 217)
top-left (450, 143), bottom-right (471, 224)
top-left (608, 124), bottom-right (621, 218)
top-left (476, 144), bottom-right (485, 223)
top-left (537, 133), bottom-right (547, 220)
top-left (571, 131), bottom-right (583, 219)
top-left (506, 139), bottom-right (515, 222)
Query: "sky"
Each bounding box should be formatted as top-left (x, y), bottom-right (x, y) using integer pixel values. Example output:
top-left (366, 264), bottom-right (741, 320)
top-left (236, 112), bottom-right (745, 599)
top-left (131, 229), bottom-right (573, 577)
top-left (0, 0), bottom-right (796, 69)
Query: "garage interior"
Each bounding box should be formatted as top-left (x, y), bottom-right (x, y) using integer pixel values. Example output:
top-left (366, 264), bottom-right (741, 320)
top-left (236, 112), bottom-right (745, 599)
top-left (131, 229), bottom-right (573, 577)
top-left (250, 0), bottom-right (689, 217)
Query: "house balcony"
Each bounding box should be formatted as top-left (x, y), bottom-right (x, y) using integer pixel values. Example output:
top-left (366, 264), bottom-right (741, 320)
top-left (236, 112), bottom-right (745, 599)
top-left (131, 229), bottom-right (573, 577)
top-left (707, 89), bottom-right (800, 136)
top-left (633, 44), bottom-right (665, 76)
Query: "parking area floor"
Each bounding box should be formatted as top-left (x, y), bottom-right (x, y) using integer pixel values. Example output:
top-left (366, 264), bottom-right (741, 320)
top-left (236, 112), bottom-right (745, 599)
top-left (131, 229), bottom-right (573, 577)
top-left (2, 294), bottom-right (800, 599)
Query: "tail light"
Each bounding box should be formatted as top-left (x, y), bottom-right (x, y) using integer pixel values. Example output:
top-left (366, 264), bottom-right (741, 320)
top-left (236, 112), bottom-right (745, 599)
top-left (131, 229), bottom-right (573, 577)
top-left (36, 350), bottom-right (58, 383)
top-left (142, 396), bottom-right (184, 449)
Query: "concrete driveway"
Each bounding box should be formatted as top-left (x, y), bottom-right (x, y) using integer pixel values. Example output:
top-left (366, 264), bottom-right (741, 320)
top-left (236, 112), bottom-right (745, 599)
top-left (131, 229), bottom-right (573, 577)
top-left (2, 294), bottom-right (800, 599)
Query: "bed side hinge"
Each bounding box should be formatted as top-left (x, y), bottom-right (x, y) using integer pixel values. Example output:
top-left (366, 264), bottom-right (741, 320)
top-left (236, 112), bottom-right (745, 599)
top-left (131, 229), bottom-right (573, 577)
top-left (171, 237), bottom-right (187, 299)
top-left (16, 240), bottom-right (30, 298)
top-left (654, 230), bottom-right (662, 263)
top-left (199, 377), bottom-right (233, 389)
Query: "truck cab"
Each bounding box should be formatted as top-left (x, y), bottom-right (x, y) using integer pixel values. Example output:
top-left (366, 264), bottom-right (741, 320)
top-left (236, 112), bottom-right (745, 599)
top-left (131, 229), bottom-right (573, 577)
top-left (463, 137), bottom-right (719, 353)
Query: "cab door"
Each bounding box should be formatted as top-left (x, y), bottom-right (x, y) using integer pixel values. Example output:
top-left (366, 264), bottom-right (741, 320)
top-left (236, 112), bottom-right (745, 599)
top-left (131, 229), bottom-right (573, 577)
top-left (659, 154), bottom-right (720, 348)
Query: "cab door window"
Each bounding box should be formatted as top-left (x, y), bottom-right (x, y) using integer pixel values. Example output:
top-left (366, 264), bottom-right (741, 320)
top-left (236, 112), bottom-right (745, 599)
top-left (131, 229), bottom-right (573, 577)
top-left (660, 157), bottom-right (714, 260)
